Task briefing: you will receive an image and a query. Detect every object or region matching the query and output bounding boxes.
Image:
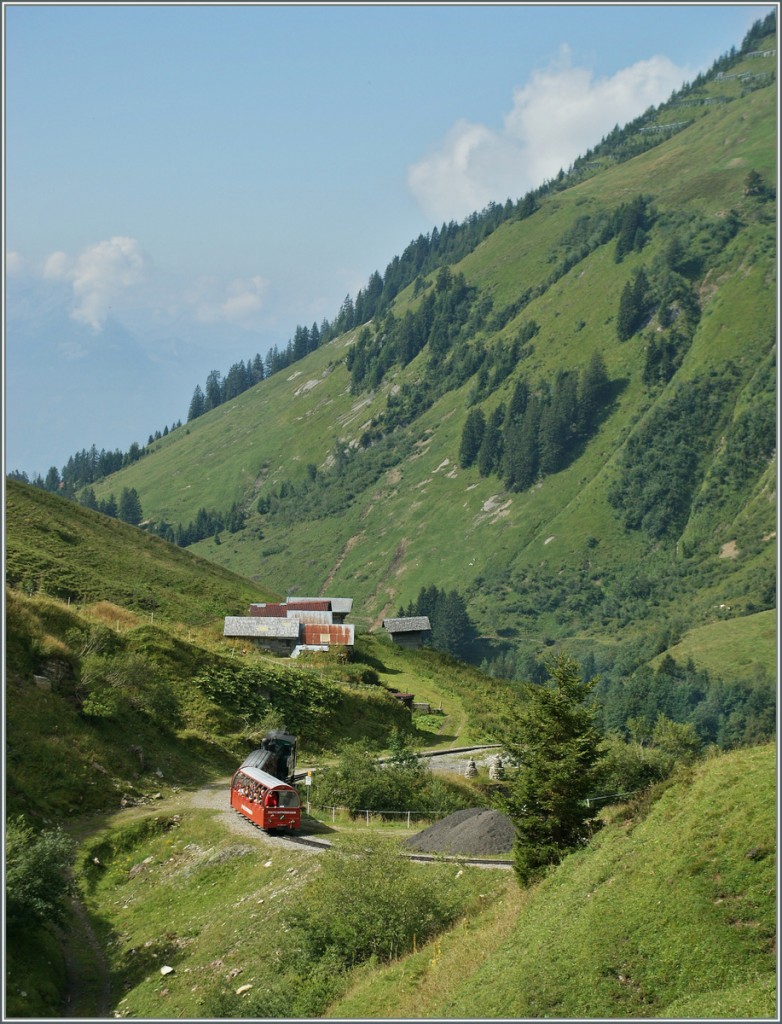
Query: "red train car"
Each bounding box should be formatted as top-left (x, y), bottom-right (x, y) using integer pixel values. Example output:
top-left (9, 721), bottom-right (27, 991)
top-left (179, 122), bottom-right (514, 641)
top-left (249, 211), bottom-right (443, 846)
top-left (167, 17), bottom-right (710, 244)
top-left (230, 765), bottom-right (301, 832)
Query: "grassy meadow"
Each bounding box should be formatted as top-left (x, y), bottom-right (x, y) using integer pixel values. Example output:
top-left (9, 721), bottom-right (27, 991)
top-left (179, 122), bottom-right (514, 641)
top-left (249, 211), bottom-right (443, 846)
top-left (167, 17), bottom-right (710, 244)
top-left (5, 24), bottom-right (777, 1021)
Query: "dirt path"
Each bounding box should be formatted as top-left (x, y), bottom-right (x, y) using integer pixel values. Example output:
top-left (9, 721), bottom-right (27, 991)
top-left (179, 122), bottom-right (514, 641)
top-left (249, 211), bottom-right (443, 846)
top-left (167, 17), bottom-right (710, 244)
top-left (61, 745), bottom-right (505, 1015)
top-left (61, 888), bottom-right (112, 1019)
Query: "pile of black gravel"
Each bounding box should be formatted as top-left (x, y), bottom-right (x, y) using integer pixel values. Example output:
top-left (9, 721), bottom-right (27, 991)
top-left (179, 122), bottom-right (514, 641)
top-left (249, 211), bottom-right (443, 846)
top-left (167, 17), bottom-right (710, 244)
top-left (403, 807), bottom-right (514, 856)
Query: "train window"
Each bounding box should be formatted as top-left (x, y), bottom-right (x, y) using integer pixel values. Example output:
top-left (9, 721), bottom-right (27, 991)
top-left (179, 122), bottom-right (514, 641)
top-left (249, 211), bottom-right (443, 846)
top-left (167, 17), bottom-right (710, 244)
top-left (276, 790), bottom-right (300, 809)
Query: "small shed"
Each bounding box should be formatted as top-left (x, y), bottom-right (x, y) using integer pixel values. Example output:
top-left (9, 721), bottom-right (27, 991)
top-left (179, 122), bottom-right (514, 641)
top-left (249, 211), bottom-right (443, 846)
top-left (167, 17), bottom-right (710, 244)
top-left (382, 616), bottom-right (431, 649)
top-left (391, 692), bottom-right (415, 710)
top-left (224, 616), bottom-right (300, 656)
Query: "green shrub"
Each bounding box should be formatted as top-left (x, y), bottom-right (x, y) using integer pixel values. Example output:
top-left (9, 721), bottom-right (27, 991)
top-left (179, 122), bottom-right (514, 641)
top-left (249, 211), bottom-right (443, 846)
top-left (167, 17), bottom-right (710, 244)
top-left (597, 733), bottom-right (675, 798)
top-left (283, 834), bottom-right (464, 967)
top-left (312, 736), bottom-right (474, 817)
top-left (77, 652), bottom-right (178, 722)
top-left (6, 817), bottom-right (76, 931)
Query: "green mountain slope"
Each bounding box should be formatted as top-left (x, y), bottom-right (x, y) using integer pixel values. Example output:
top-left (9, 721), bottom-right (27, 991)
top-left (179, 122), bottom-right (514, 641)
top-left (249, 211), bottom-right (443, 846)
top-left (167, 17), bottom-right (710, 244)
top-left (4, 474), bottom-right (775, 1020)
top-left (327, 743), bottom-right (776, 1020)
top-left (5, 479), bottom-right (278, 623)
top-left (5, 481), bottom-right (450, 821)
top-left (6, 480), bottom-right (532, 815)
top-left (5, 21), bottom-right (776, 1022)
top-left (81, 37), bottom-right (775, 690)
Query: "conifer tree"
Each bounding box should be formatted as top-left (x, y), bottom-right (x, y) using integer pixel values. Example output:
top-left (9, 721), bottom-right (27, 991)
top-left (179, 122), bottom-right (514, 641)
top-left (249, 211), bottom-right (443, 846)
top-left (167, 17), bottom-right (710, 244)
top-left (118, 487), bottom-right (143, 526)
top-left (188, 385), bottom-right (206, 421)
top-left (505, 396), bottom-right (540, 490)
top-left (100, 493), bottom-right (118, 518)
top-left (502, 655), bottom-right (603, 886)
top-left (478, 404), bottom-right (504, 476)
top-left (616, 279), bottom-right (638, 341)
top-left (578, 351), bottom-right (610, 435)
top-left (459, 408), bottom-right (485, 468)
top-left (204, 370), bottom-right (222, 411)
top-left (430, 589), bottom-right (474, 659)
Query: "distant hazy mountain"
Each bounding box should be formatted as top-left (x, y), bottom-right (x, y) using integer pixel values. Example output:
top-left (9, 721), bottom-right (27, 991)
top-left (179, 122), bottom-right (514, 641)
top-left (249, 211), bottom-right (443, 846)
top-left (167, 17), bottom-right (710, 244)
top-left (5, 274), bottom-right (270, 474)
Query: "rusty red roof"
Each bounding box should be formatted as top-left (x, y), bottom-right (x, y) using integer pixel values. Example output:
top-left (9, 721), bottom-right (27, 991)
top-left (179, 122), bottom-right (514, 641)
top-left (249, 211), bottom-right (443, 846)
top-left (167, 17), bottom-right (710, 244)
top-left (287, 599), bottom-right (331, 612)
top-left (300, 623), bottom-right (355, 646)
top-left (249, 603), bottom-right (287, 617)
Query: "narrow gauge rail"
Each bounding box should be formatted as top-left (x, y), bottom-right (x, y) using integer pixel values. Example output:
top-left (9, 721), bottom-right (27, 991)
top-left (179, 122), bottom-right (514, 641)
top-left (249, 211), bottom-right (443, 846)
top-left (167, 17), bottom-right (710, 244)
top-left (254, 828), bottom-right (513, 868)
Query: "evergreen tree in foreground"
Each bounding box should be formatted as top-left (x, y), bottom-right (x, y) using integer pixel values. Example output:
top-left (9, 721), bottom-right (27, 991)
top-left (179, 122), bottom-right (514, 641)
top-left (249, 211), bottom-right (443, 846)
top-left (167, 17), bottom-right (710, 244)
top-left (502, 655), bottom-right (604, 886)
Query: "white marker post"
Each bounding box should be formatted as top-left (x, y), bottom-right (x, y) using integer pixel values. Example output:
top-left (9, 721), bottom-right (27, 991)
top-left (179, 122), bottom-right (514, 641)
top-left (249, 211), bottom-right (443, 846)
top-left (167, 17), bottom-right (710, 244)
top-left (305, 771), bottom-right (312, 815)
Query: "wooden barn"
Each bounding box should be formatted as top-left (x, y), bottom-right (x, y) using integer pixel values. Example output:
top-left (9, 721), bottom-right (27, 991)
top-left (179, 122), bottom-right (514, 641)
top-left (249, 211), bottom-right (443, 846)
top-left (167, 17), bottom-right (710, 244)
top-left (227, 595), bottom-right (355, 658)
top-left (223, 616), bottom-right (301, 655)
top-left (382, 616), bottom-right (431, 649)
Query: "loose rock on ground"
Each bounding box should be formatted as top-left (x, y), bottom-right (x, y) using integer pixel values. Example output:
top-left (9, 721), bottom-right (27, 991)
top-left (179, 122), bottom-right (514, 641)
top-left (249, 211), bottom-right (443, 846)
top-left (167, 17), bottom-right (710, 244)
top-left (403, 807), bottom-right (514, 856)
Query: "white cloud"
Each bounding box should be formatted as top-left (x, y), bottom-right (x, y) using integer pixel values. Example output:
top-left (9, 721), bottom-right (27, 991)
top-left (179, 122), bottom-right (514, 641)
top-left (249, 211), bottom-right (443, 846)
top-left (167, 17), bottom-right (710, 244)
top-left (5, 251), bottom-right (28, 276)
top-left (69, 236), bottom-right (148, 330)
top-left (191, 274), bottom-right (269, 325)
top-left (42, 251), bottom-right (71, 280)
top-left (408, 48), bottom-right (691, 223)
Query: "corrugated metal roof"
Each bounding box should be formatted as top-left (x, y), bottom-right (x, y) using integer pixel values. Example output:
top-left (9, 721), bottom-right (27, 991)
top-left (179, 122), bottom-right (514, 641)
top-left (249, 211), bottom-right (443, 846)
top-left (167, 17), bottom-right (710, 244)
top-left (287, 599), bottom-right (331, 612)
top-left (289, 596), bottom-right (353, 614)
top-left (286, 610), bottom-right (334, 624)
top-left (249, 603), bottom-right (288, 617)
top-left (382, 617), bottom-right (431, 632)
top-left (224, 617), bottom-right (300, 638)
top-left (301, 623), bottom-right (355, 646)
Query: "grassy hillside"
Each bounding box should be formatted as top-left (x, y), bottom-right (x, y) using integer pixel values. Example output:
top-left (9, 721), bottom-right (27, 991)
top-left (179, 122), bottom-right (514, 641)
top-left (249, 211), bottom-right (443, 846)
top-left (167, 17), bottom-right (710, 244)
top-left (5, 482), bottom-right (529, 821)
top-left (5, 482), bottom-right (529, 1019)
top-left (10, 740), bottom-right (771, 1020)
top-left (81, 40), bottom-right (776, 691)
top-left (650, 608), bottom-right (776, 681)
top-left (6, 19), bottom-right (776, 1023)
top-left (4, 480), bottom-right (776, 1019)
top-left (327, 743), bottom-right (776, 1020)
top-left (5, 479), bottom-right (278, 625)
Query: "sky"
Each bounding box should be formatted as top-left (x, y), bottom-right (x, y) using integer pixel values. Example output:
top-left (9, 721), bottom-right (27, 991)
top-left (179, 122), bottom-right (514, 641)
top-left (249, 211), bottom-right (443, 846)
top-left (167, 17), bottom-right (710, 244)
top-left (3, 1), bottom-right (775, 476)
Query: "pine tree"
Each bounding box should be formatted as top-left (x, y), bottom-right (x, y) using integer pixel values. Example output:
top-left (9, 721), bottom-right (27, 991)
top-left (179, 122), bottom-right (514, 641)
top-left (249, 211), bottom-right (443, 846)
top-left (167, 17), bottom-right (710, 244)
top-left (459, 408), bottom-right (486, 468)
top-left (251, 353), bottom-right (265, 383)
top-left (505, 396), bottom-right (540, 490)
top-left (616, 279), bottom-right (638, 341)
top-left (502, 655), bottom-right (603, 886)
top-left (614, 195), bottom-right (649, 262)
top-left (430, 590), bottom-right (474, 659)
top-left (616, 268), bottom-right (652, 343)
top-left (478, 404), bottom-right (504, 476)
top-left (506, 378), bottom-right (529, 424)
top-left (204, 370), bottom-right (222, 411)
top-left (578, 351), bottom-right (610, 435)
top-left (188, 385), bottom-right (206, 421)
top-left (80, 487), bottom-right (98, 510)
top-left (292, 325), bottom-right (310, 361)
top-left (100, 493), bottom-right (118, 518)
top-left (538, 398), bottom-right (567, 476)
top-left (118, 487), bottom-right (143, 526)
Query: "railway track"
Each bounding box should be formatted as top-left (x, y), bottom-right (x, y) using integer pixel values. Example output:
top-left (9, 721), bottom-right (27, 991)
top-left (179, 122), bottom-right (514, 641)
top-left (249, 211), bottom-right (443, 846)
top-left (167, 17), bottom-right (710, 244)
top-left (292, 743), bottom-right (504, 783)
top-left (234, 811), bottom-right (514, 869)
